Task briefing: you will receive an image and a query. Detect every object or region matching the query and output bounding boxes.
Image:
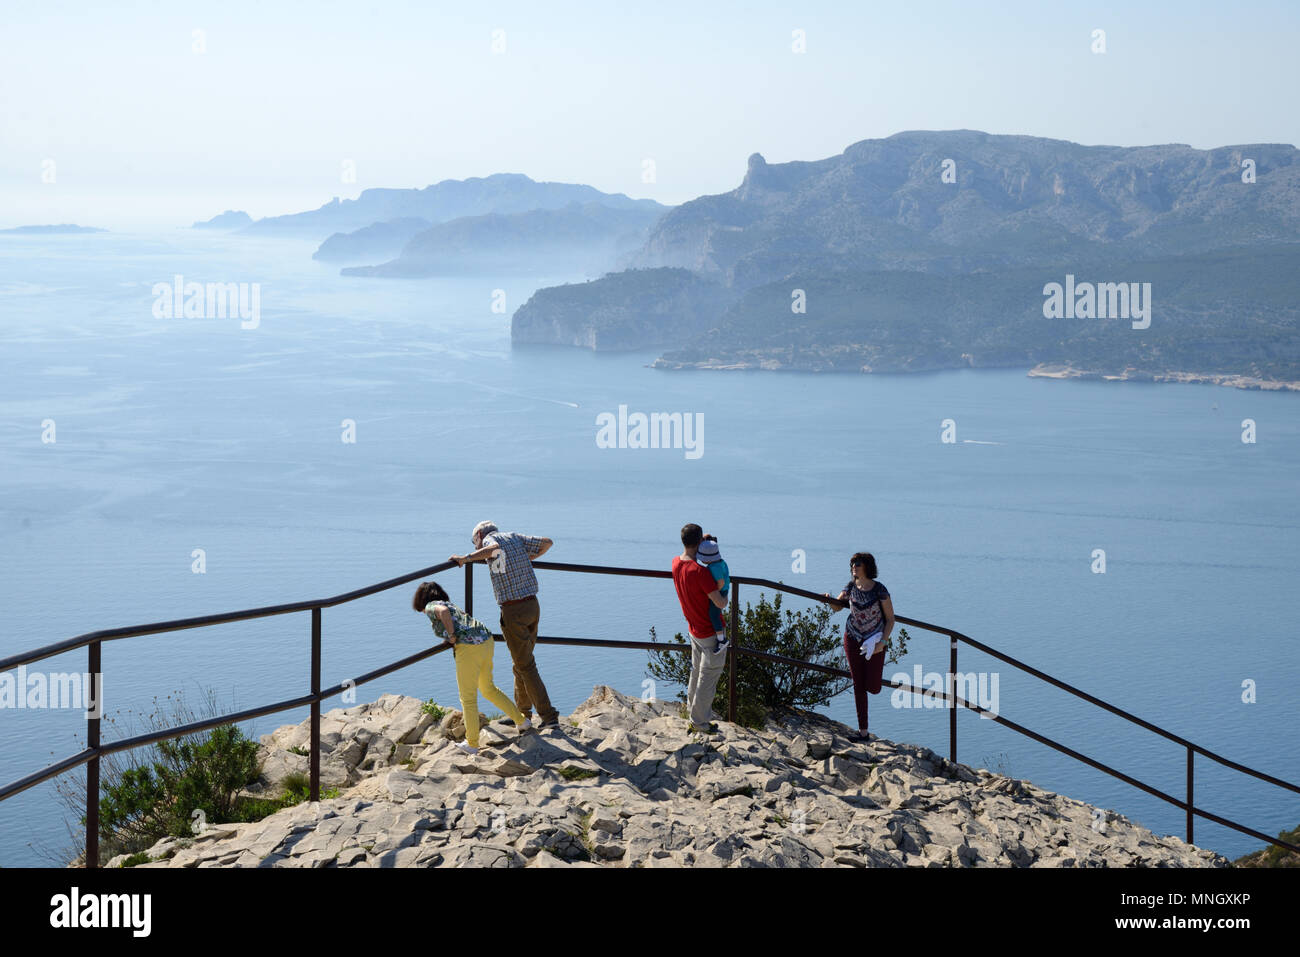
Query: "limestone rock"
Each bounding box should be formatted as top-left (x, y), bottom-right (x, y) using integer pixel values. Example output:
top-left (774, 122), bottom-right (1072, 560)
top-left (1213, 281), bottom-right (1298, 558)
top-left (132, 686), bottom-right (1230, 869)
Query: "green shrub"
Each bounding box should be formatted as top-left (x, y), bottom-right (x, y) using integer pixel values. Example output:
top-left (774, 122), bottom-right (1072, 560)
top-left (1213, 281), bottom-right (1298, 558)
top-left (232, 797), bottom-right (286, 822)
top-left (53, 688), bottom-right (349, 866)
top-left (97, 722), bottom-right (261, 844)
top-left (648, 590), bottom-right (900, 728)
top-left (231, 781), bottom-right (341, 823)
top-left (1234, 824), bottom-right (1300, 867)
top-left (119, 852), bottom-right (152, 868)
top-left (421, 700), bottom-right (448, 721)
top-left (1263, 825), bottom-right (1300, 866)
top-left (52, 689), bottom-right (255, 865)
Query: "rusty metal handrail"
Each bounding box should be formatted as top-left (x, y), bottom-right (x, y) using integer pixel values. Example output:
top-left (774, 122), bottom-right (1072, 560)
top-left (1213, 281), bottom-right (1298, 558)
top-left (1, 555), bottom-right (1296, 866)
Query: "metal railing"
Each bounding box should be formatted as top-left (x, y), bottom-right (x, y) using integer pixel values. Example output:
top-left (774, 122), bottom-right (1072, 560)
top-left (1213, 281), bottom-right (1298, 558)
top-left (1, 556), bottom-right (1296, 867)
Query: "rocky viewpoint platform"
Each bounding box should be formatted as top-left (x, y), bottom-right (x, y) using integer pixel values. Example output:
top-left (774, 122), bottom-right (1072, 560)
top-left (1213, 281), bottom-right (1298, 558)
top-left (112, 686), bottom-right (1227, 868)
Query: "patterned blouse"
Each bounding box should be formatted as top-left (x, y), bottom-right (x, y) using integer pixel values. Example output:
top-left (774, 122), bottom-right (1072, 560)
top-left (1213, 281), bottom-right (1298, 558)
top-left (843, 579), bottom-right (890, 644)
top-left (424, 602), bottom-right (493, 645)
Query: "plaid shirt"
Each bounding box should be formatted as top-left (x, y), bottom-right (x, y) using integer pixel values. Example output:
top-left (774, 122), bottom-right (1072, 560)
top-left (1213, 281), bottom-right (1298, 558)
top-left (482, 531), bottom-right (544, 603)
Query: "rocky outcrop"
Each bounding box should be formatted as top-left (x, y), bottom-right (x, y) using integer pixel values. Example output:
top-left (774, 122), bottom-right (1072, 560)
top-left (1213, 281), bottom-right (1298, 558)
top-left (512, 268), bottom-right (734, 351)
top-left (114, 687), bottom-right (1228, 868)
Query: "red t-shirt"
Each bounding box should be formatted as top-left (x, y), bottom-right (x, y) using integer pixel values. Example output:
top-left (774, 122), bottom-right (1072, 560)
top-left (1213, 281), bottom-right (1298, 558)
top-left (673, 555), bottom-right (725, 639)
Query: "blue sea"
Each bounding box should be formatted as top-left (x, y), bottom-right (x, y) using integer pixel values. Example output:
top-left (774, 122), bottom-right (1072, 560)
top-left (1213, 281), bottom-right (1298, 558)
top-left (1, 231), bottom-right (1297, 865)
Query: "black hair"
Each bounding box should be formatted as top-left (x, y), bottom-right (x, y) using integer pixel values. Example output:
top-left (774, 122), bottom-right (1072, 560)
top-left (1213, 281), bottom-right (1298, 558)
top-left (850, 552), bottom-right (877, 578)
top-left (681, 523), bottom-right (703, 548)
top-left (412, 580), bottom-right (450, 612)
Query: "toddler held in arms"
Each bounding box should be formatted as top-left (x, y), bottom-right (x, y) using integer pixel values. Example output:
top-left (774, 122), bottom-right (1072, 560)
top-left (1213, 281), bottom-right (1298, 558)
top-left (696, 535), bottom-right (731, 653)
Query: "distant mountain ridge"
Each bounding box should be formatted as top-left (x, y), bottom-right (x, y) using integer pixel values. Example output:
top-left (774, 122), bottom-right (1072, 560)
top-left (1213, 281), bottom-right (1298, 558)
top-left (0, 224), bottom-right (106, 234)
top-left (313, 218), bottom-right (432, 264)
top-left (338, 203), bottom-right (663, 277)
top-left (242, 173), bottom-right (665, 240)
top-left (628, 130), bottom-right (1300, 285)
top-left (512, 130), bottom-right (1300, 386)
top-left (192, 210), bottom-right (252, 230)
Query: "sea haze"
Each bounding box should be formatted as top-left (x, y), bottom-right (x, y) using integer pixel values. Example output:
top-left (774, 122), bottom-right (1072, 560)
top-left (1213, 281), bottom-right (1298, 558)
top-left (0, 232), bottom-right (1297, 865)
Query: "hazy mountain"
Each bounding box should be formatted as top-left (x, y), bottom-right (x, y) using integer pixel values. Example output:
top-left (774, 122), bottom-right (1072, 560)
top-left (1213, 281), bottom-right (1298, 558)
top-left (242, 173), bottom-right (665, 240)
top-left (341, 203), bottom-right (663, 278)
top-left (192, 210), bottom-right (253, 230)
top-left (514, 131), bottom-right (1300, 385)
top-left (0, 224), bottom-right (106, 234)
top-left (628, 130), bottom-right (1300, 285)
top-left (512, 268), bottom-right (732, 350)
top-left (313, 217), bottom-right (432, 263)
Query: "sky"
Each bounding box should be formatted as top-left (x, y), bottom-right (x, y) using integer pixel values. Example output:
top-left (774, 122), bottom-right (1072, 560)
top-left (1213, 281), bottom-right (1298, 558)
top-left (1, 0), bottom-right (1297, 229)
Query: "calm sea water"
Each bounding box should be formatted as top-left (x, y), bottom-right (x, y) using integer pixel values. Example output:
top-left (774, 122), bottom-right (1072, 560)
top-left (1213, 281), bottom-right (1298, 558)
top-left (1, 232), bottom-right (1297, 865)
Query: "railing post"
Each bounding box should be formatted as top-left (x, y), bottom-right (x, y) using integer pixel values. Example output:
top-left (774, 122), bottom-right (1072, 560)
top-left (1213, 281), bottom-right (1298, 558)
top-left (1186, 746), bottom-right (1194, 845)
top-left (310, 607), bottom-right (321, 803)
top-left (464, 561), bottom-right (473, 617)
top-left (727, 583), bottom-right (739, 724)
top-left (949, 636), bottom-right (957, 764)
top-left (85, 639), bottom-right (100, 868)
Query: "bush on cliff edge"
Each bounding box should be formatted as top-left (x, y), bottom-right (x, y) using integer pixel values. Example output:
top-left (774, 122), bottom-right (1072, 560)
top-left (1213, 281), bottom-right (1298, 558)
top-left (647, 590), bottom-right (909, 728)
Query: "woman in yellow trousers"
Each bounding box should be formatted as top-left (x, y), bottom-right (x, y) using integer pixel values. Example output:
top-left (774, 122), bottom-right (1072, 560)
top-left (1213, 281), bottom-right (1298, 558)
top-left (412, 580), bottom-right (531, 755)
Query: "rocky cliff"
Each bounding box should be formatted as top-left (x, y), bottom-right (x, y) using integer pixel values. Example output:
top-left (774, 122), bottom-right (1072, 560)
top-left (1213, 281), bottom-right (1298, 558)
top-left (113, 687), bottom-right (1226, 868)
top-left (511, 130), bottom-right (1300, 385)
top-left (512, 268), bottom-right (733, 350)
top-left (628, 132), bottom-right (1300, 283)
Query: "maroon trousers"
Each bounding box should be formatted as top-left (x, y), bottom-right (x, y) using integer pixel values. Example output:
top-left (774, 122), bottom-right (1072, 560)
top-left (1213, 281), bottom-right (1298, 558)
top-left (844, 631), bottom-right (886, 731)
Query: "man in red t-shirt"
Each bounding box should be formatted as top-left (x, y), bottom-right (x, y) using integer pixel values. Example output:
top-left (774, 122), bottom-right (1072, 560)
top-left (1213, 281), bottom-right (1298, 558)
top-left (671, 523), bottom-right (729, 733)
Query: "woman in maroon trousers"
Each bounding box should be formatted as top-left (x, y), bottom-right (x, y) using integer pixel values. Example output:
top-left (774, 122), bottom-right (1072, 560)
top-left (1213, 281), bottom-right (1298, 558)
top-left (826, 552), bottom-right (894, 742)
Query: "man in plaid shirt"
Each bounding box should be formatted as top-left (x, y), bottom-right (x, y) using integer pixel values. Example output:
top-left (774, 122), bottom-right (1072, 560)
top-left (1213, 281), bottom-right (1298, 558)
top-left (451, 521), bottom-right (559, 727)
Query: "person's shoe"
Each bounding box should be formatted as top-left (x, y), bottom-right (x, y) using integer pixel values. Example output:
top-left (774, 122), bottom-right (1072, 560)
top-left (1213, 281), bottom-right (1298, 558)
top-left (516, 717), bottom-right (535, 736)
top-left (537, 716), bottom-right (561, 731)
top-left (714, 636), bottom-right (729, 654)
top-left (688, 721), bottom-right (720, 735)
top-left (455, 741), bottom-right (480, 756)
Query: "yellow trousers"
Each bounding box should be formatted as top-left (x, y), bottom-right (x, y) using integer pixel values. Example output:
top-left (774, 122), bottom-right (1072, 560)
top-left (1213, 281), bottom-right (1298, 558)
top-left (453, 639), bottom-right (525, 747)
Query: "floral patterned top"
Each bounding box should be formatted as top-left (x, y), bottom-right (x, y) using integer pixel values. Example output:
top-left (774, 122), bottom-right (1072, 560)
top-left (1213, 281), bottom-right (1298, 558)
top-left (843, 579), bottom-right (890, 645)
top-left (424, 602), bottom-right (493, 645)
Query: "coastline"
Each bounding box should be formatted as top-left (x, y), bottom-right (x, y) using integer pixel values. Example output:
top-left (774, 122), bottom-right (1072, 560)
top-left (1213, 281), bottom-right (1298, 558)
top-left (1027, 363), bottom-right (1300, 392)
top-left (645, 356), bottom-right (1300, 391)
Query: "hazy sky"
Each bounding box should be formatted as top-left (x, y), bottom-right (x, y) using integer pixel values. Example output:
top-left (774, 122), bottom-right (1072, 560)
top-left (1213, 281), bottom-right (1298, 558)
top-left (2, 0), bottom-right (1297, 228)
